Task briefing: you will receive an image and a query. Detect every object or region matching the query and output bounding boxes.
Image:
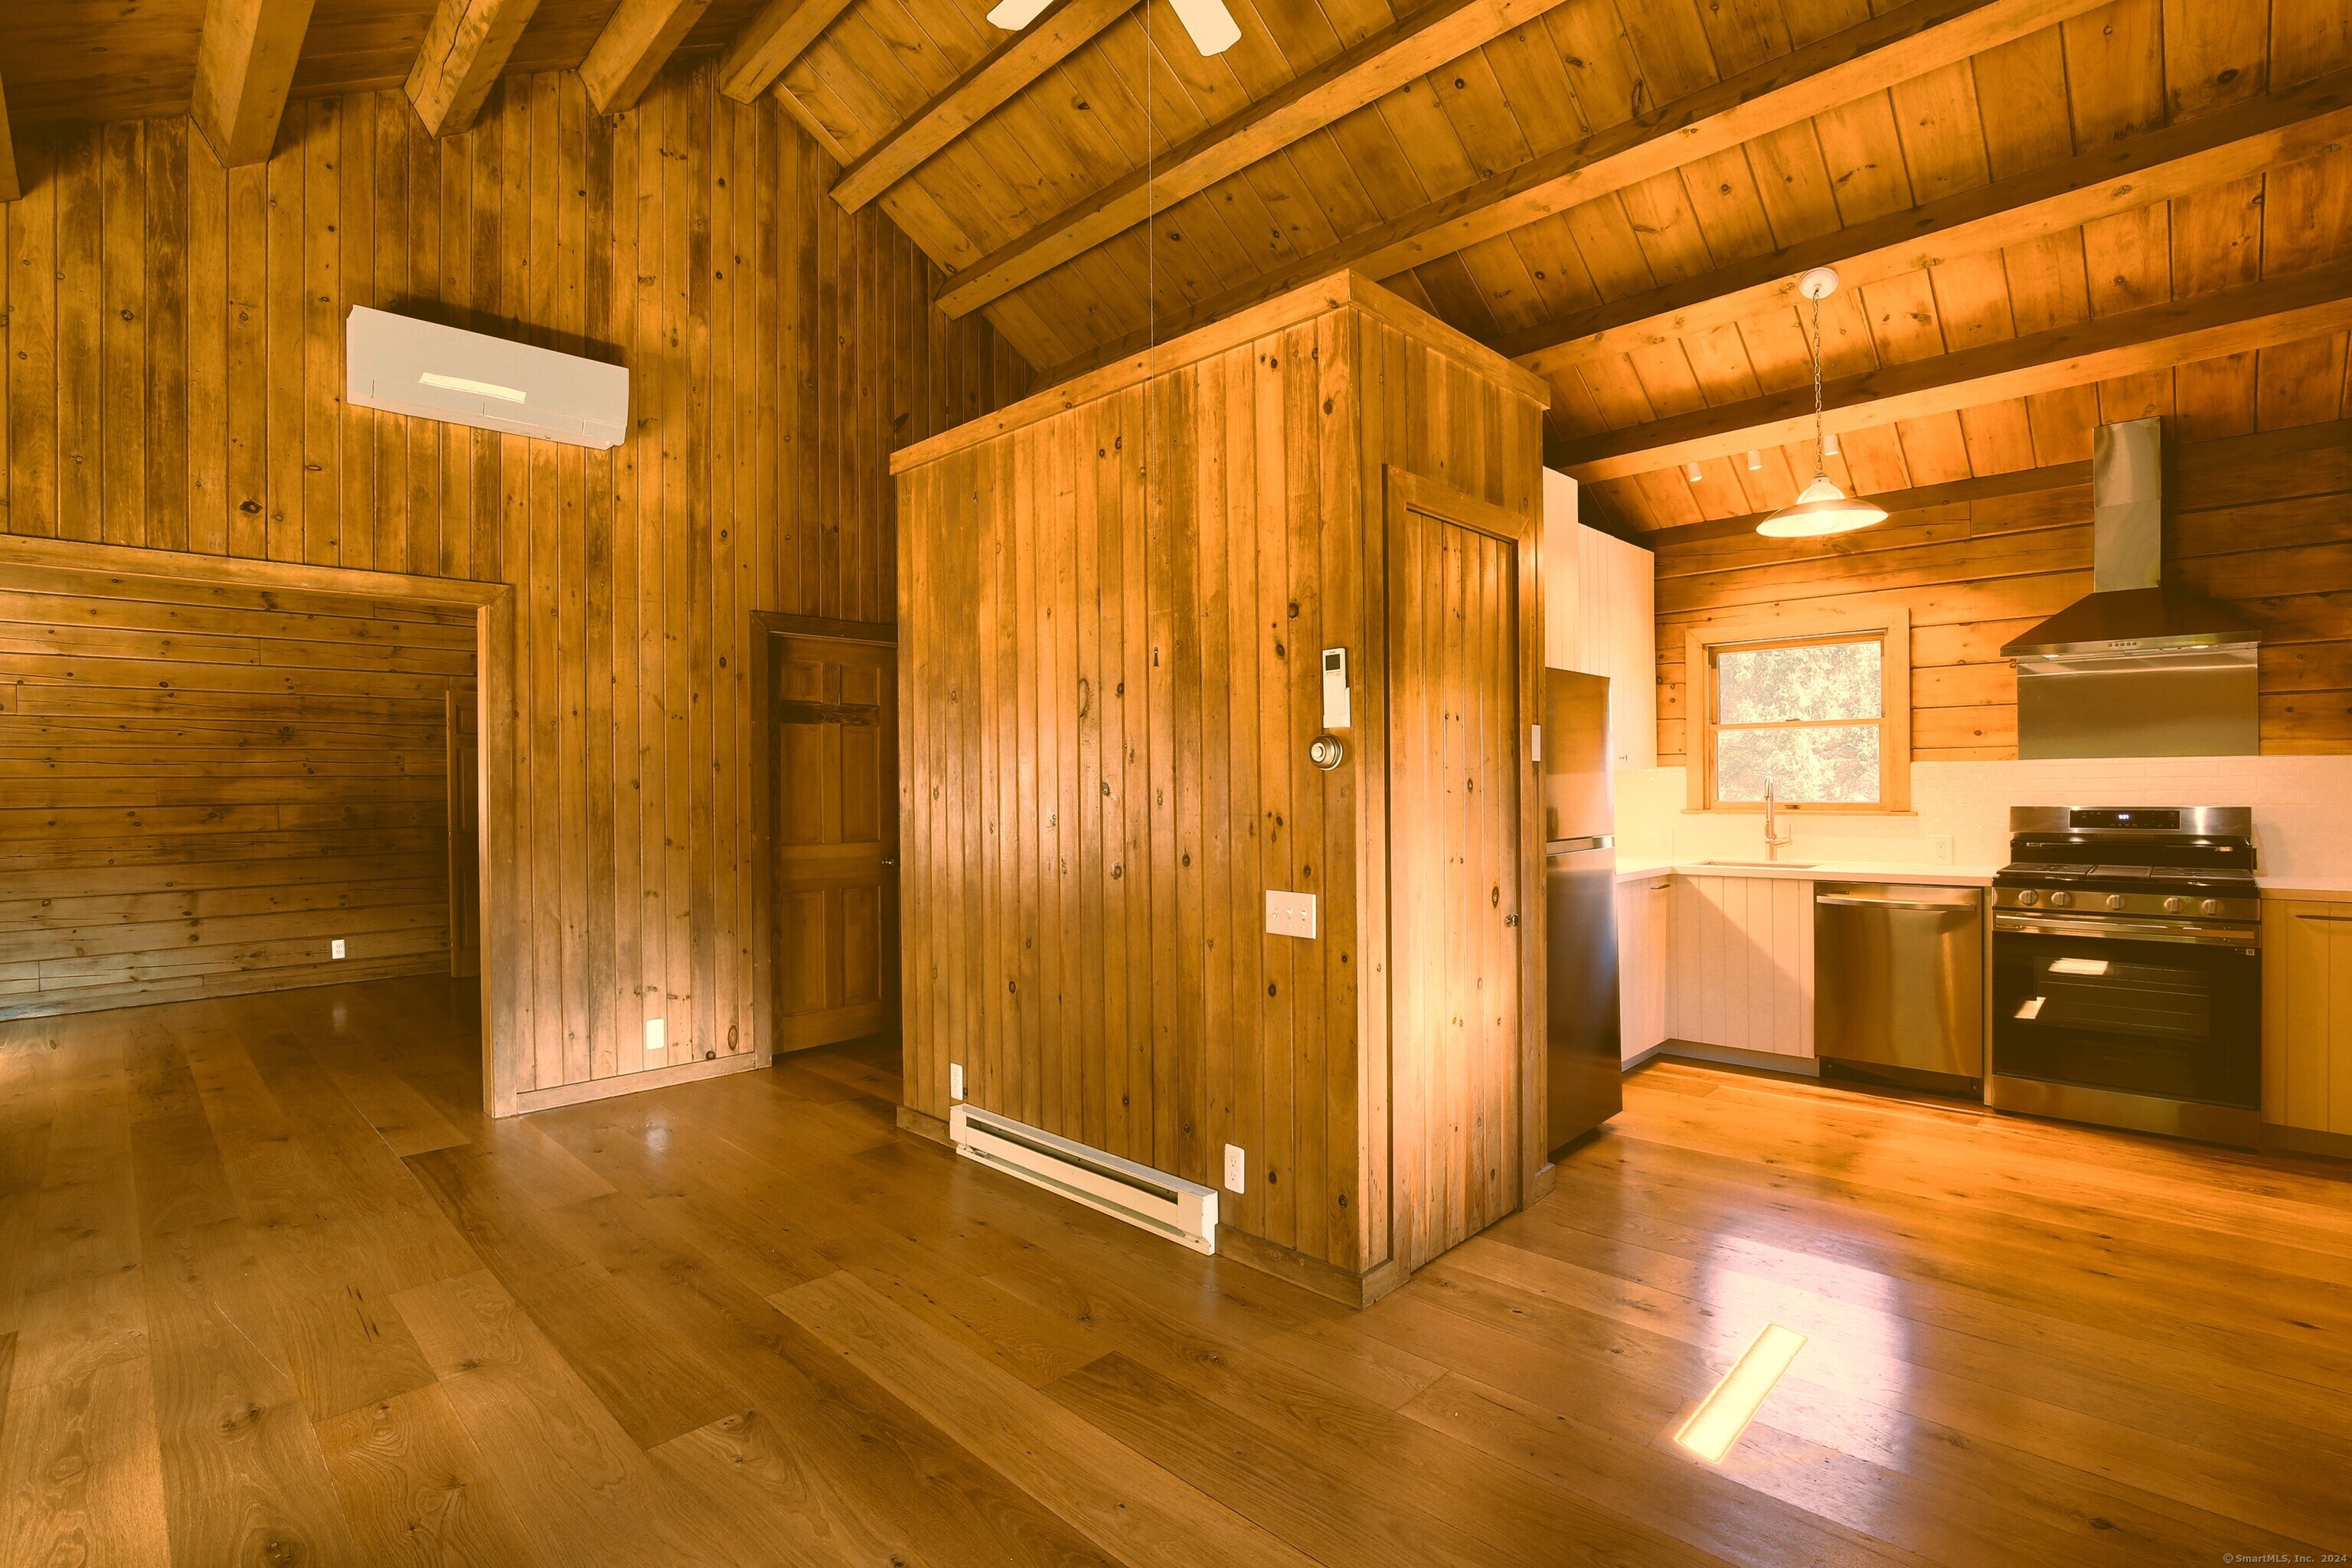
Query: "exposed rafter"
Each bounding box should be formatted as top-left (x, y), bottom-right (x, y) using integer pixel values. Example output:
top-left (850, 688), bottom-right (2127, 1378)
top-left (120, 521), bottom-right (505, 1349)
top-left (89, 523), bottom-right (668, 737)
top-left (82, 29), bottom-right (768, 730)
top-left (833, 0), bottom-right (1141, 214)
top-left (719, 0), bottom-right (861, 105)
top-left (1497, 69), bottom-right (2352, 380)
top-left (0, 70), bottom-right (18, 202)
top-left (192, 0), bottom-right (319, 166)
top-left (581, 0), bottom-right (717, 115)
top-left (1552, 259), bottom-right (2352, 483)
top-left (407, 0), bottom-right (544, 138)
top-left (936, 0), bottom-right (1577, 318)
top-left (1034, 0), bottom-right (2110, 373)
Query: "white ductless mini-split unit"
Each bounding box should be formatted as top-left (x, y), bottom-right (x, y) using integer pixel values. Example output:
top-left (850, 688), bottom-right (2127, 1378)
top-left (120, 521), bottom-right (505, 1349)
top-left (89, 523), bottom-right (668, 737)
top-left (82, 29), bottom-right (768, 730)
top-left (345, 305), bottom-right (629, 449)
top-left (948, 1103), bottom-right (1218, 1255)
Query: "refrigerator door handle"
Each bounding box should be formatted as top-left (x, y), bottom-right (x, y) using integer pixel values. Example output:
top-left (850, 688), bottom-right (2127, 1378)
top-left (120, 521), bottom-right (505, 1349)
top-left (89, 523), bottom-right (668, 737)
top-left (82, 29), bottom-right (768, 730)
top-left (1546, 835), bottom-right (1614, 854)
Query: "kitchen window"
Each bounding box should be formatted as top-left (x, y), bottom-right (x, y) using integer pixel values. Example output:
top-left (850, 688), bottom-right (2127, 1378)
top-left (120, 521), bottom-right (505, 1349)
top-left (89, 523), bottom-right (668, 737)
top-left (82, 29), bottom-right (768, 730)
top-left (1686, 609), bottom-right (1910, 812)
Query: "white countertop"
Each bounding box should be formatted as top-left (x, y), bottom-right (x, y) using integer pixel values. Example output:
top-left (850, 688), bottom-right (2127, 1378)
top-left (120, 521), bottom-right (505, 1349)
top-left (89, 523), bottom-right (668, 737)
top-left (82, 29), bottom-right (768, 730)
top-left (2257, 877), bottom-right (2352, 897)
top-left (1612, 858), bottom-right (2001, 887)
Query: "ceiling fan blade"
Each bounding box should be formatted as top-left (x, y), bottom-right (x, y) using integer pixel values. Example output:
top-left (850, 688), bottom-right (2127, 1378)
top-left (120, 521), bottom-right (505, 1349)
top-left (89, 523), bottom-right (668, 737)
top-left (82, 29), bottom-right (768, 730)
top-left (985, 0), bottom-right (1055, 29)
top-left (1166, 0), bottom-right (1240, 54)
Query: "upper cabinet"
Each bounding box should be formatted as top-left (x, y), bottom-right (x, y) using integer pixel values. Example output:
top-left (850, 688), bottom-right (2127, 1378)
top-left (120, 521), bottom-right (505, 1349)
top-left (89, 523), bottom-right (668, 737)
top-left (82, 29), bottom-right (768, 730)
top-left (1542, 470), bottom-right (1656, 771)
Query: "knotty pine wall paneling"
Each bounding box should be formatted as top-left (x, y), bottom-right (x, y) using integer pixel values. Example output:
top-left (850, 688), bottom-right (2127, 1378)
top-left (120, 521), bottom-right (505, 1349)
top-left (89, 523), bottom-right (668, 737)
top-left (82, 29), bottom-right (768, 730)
top-left (895, 275), bottom-right (1548, 1302)
top-left (1654, 420), bottom-right (2352, 763)
top-left (0, 61), bottom-right (1030, 1109)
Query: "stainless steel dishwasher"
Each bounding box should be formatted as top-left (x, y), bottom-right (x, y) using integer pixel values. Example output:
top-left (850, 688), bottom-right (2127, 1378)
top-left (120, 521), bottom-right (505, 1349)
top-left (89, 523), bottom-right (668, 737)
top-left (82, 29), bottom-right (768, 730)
top-left (1815, 883), bottom-right (1984, 1096)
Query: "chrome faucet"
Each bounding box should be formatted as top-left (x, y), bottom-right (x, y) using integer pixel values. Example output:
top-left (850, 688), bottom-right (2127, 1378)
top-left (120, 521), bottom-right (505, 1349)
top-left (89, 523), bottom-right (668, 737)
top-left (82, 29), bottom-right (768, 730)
top-left (1762, 779), bottom-right (1794, 861)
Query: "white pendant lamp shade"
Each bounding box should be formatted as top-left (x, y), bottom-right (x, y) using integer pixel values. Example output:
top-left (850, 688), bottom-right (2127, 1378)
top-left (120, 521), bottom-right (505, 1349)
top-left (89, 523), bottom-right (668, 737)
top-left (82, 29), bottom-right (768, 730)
top-left (1755, 474), bottom-right (1888, 537)
top-left (986, 0), bottom-right (1054, 28)
top-left (1758, 266), bottom-right (1886, 539)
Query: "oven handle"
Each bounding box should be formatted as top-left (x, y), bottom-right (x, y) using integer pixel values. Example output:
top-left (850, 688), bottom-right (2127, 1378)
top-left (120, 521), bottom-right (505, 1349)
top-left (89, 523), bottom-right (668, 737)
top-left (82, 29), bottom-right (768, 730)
top-left (1994, 913), bottom-right (2261, 948)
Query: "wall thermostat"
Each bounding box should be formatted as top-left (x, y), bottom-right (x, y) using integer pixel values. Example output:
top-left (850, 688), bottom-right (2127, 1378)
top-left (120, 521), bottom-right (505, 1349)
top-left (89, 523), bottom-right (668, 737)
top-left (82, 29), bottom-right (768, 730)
top-left (1308, 733), bottom-right (1345, 770)
top-left (1321, 648), bottom-right (1351, 729)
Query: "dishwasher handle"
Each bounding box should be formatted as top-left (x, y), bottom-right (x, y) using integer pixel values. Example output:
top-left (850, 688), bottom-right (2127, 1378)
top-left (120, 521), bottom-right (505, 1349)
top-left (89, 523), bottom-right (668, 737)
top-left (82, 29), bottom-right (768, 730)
top-left (1816, 893), bottom-right (1975, 911)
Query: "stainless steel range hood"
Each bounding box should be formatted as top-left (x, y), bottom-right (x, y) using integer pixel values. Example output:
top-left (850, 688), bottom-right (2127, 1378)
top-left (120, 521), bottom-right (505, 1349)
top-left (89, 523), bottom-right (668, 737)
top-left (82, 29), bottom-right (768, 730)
top-left (2000, 417), bottom-right (2259, 758)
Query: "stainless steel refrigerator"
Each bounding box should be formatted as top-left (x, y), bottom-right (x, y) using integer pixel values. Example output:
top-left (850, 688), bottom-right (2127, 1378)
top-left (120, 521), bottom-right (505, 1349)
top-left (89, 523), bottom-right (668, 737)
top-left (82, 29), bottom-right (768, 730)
top-left (1542, 668), bottom-right (1622, 1156)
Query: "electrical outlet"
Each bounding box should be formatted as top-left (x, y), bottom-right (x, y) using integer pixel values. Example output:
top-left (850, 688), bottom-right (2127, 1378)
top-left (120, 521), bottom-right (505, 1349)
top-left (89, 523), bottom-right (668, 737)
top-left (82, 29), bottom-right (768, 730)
top-left (1265, 890), bottom-right (1317, 939)
top-left (949, 1063), bottom-right (965, 1100)
top-left (1223, 1143), bottom-right (1246, 1194)
top-left (1929, 833), bottom-right (1953, 864)
top-left (645, 1018), bottom-right (666, 1055)
top-left (329, 938), bottom-right (346, 960)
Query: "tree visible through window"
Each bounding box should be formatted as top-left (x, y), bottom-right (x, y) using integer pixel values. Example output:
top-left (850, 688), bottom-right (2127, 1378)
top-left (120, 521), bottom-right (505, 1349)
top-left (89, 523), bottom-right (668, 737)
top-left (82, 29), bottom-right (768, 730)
top-left (1709, 635), bottom-right (1886, 805)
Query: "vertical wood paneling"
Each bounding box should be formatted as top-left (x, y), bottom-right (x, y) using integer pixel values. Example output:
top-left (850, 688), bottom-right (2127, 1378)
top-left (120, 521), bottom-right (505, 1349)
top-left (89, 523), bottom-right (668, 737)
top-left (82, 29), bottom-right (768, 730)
top-left (0, 62), bottom-right (1028, 1101)
top-left (1666, 873), bottom-right (1817, 1058)
top-left (897, 286), bottom-right (1546, 1288)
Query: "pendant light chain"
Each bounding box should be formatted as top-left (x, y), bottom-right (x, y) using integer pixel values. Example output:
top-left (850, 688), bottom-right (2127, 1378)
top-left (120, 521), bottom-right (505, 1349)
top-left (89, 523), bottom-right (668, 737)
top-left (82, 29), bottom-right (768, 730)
top-left (1810, 284), bottom-right (1825, 481)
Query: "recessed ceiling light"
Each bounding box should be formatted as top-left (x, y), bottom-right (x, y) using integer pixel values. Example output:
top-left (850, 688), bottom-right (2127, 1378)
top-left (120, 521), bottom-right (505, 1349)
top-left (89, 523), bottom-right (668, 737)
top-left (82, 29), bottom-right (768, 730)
top-left (1673, 1323), bottom-right (1806, 1464)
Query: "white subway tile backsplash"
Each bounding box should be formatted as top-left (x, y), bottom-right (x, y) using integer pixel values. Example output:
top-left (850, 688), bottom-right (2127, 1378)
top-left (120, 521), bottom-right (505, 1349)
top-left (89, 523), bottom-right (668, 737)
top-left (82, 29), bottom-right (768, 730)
top-left (1616, 755), bottom-right (2352, 879)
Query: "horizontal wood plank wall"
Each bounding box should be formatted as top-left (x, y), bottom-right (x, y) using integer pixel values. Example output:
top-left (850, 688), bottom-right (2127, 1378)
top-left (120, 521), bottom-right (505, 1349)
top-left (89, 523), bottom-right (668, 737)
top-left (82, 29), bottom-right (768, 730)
top-left (0, 564), bottom-right (472, 1018)
top-left (1653, 420), bottom-right (2352, 763)
top-left (0, 64), bottom-right (1027, 1100)
top-left (899, 292), bottom-right (1543, 1284)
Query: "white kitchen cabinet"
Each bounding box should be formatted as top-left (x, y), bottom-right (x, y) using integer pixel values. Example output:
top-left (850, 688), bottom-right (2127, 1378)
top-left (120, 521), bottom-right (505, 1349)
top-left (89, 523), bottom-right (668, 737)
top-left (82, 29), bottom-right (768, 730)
top-left (1544, 469), bottom-right (1656, 769)
top-left (1666, 874), bottom-right (1814, 1057)
top-left (1618, 874), bottom-right (1671, 1060)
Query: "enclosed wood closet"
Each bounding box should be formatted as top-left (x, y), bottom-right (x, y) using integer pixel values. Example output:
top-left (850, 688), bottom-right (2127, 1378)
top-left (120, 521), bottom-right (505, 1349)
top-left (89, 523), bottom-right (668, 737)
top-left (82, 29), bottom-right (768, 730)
top-left (893, 271), bottom-right (1552, 1303)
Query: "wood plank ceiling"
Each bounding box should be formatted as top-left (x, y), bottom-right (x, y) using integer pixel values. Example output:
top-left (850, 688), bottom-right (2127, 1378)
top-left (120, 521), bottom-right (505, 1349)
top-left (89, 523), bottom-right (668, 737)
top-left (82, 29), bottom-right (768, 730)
top-left (2, 0), bottom-right (2350, 538)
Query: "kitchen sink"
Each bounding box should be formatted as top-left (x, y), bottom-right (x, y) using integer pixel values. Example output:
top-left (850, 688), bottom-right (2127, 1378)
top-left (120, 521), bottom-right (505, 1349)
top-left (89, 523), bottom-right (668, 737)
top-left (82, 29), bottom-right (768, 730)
top-left (1691, 858), bottom-right (1820, 868)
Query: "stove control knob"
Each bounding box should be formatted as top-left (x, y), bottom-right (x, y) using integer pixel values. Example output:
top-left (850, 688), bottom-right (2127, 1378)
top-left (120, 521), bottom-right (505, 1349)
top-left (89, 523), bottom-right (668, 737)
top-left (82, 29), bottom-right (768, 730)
top-left (2049, 891), bottom-right (2073, 908)
top-left (2164, 896), bottom-right (2185, 914)
top-left (2016, 889), bottom-right (2040, 906)
top-left (2202, 898), bottom-right (2223, 916)
top-left (2106, 893), bottom-right (2126, 910)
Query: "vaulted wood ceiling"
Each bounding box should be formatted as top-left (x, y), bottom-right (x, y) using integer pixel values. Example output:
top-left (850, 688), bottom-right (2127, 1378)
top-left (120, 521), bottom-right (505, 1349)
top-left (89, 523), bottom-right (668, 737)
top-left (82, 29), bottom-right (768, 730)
top-left (4, 0), bottom-right (2350, 538)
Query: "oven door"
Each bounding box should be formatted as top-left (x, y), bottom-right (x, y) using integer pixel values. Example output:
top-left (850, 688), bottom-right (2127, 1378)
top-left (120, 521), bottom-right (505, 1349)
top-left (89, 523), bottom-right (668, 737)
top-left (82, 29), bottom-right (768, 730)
top-left (1991, 915), bottom-right (2260, 1110)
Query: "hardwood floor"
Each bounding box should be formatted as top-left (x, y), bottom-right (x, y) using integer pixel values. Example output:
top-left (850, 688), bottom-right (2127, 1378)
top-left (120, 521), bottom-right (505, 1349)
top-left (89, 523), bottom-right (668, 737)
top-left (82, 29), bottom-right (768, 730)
top-left (3, 976), bottom-right (2347, 1565)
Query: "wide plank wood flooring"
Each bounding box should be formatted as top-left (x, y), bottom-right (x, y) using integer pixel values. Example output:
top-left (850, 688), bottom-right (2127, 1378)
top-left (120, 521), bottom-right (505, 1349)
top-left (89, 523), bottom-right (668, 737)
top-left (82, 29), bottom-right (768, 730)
top-left (3, 975), bottom-right (2347, 1564)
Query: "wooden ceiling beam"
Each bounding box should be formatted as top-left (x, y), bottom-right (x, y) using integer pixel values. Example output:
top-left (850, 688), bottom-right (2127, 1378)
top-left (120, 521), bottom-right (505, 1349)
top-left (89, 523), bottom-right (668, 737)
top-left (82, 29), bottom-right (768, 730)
top-left (192, 0), bottom-right (318, 166)
top-left (1038, 0), bottom-right (2109, 377)
top-left (406, 0), bottom-right (544, 138)
top-left (581, 0), bottom-right (717, 114)
top-left (0, 71), bottom-right (18, 202)
top-left (1551, 259), bottom-right (2352, 483)
top-left (934, 0), bottom-right (1579, 318)
top-left (719, 0), bottom-right (861, 104)
top-left (1498, 68), bottom-right (2352, 379)
top-left (833, 0), bottom-right (1141, 214)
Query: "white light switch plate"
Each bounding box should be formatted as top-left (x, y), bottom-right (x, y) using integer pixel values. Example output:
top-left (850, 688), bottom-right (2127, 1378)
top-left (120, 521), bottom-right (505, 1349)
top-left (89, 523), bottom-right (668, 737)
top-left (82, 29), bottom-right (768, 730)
top-left (1266, 890), bottom-right (1317, 939)
top-left (949, 1063), bottom-right (965, 1100)
top-left (1223, 1143), bottom-right (1246, 1193)
top-left (329, 938), bottom-right (346, 960)
top-left (645, 1018), bottom-right (666, 1055)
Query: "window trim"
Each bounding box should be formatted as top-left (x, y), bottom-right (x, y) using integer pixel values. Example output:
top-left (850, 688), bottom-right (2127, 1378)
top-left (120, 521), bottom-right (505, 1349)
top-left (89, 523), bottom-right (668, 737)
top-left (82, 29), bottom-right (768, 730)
top-left (1684, 606), bottom-right (1911, 814)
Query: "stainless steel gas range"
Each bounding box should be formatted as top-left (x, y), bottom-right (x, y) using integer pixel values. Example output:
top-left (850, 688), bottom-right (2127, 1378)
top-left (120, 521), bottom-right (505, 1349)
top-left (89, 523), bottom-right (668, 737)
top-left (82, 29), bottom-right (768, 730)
top-left (1988, 807), bottom-right (2262, 1147)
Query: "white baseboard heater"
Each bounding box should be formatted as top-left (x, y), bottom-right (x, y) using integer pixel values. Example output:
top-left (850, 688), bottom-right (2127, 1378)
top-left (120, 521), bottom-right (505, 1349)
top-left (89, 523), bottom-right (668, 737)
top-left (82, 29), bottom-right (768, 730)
top-left (949, 1104), bottom-right (1218, 1255)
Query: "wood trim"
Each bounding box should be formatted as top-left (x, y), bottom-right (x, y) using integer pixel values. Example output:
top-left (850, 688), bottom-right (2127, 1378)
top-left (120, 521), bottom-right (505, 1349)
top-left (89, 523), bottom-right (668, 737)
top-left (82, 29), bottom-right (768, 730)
top-left (904, 272), bottom-right (1544, 472)
top-left (1215, 1228), bottom-right (1408, 1310)
top-left (0, 70), bottom-right (19, 202)
top-left (718, 0), bottom-right (859, 103)
top-left (2261, 1122), bottom-right (2352, 1162)
top-left (580, 0), bottom-right (717, 115)
top-left (1497, 69), bottom-right (2352, 378)
top-left (1684, 606), bottom-right (1912, 813)
top-left (933, 0), bottom-right (1578, 318)
top-left (831, 0), bottom-right (1141, 214)
top-left (1380, 464), bottom-right (1549, 1240)
top-left (751, 609), bottom-right (898, 643)
top-left (1560, 258), bottom-right (2352, 482)
top-left (405, 0), bottom-right (544, 138)
top-left (768, 80), bottom-right (853, 165)
top-left (1035, 0), bottom-right (2107, 380)
top-left (513, 1046), bottom-right (764, 1111)
top-left (192, 0), bottom-right (318, 166)
top-left (896, 1102), bottom-right (952, 1144)
top-left (0, 536), bottom-right (520, 1115)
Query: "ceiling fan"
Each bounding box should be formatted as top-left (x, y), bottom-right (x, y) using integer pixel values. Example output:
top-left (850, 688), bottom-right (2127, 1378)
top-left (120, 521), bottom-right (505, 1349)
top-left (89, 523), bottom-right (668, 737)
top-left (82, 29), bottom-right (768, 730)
top-left (986, 0), bottom-right (1240, 55)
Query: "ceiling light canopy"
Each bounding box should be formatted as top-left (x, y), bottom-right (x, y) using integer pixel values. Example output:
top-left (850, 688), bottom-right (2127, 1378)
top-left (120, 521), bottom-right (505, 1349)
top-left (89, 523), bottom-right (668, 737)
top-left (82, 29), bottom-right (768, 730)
top-left (1756, 266), bottom-right (1886, 539)
top-left (991, 0), bottom-right (1238, 52)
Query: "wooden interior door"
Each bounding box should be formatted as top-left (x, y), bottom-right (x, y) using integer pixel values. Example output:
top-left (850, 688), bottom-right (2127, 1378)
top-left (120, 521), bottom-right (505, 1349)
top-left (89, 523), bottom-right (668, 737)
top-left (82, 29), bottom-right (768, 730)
top-left (770, 635), bottom-right (900, 1050)
top-left (1385, 481), bottom-right (1528, 1272)
top-left (446, 682), bottom-right (482, 978)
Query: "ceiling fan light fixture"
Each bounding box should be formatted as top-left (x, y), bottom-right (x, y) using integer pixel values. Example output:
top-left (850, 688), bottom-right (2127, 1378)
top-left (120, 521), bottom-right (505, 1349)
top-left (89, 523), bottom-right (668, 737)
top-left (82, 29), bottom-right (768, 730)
top-left (1166, 0), bottom-right (1241, 54)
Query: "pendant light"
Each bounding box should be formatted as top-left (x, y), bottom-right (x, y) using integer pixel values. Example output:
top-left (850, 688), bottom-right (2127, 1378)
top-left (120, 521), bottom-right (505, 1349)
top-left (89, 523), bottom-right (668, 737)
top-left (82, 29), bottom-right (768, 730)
top-left (1756, 268), bottom-right (1886, 538)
